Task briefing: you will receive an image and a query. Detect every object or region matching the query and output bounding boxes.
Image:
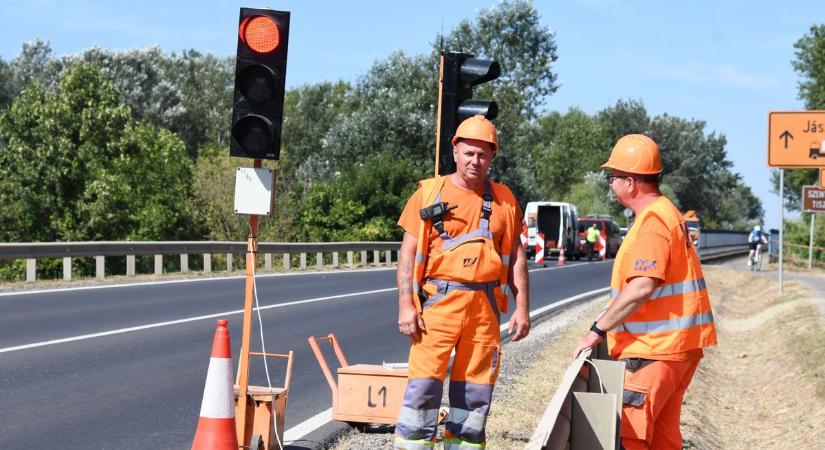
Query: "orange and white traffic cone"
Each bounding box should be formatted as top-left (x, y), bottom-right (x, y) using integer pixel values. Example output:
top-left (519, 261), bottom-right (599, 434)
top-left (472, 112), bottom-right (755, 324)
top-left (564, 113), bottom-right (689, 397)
top-left (192, 319), bottom-right (238, 450)
top-left (557, 245), bottom-right (566, 266)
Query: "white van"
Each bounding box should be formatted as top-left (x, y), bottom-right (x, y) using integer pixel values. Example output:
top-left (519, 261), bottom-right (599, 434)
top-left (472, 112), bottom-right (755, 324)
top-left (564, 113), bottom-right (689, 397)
top-left (524, 201), bottom-right (581, 259)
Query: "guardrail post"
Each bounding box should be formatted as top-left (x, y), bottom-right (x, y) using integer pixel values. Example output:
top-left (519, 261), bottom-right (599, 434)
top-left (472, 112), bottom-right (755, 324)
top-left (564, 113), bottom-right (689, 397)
top-left (283, 253), bottom-right (290, 270)
top-left (333, 252), bottom-right (339, 268)
top-left (265, 253), bottom-right (272, 271)
top-left (126, 255), bottom-right (135, 276)
top-left (203, 253), bottom-right (211, 273)
top-left (26, 258), bottom-right (36, 283)
top-left (316, 252), bottom-right (323, 269)
top-left (347, 251), bottom-right (353, 267)
top-left (226, 253), bottom-right (232, 272)
top-left (63, 257), bottom-right (72, 280)
top-left (180, 254), bottom-right (189, 273)
top-left (385, 250), bottom-right (392, 265)
top-left (300, 252), bottom-right (307, 270)
top-left (155, 254), bottom-right (162, 275)
top-left (373, 250), bottom-right (380, 266)
top-left (96, 256), bottom-right (105, 280)
top-left (361, 250), bottom-right (367, 267)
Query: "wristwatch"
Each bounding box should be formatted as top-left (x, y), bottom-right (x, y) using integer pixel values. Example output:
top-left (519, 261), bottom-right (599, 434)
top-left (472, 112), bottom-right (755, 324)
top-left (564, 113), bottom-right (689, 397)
top-left (590, 321), bottom-right (607, 338)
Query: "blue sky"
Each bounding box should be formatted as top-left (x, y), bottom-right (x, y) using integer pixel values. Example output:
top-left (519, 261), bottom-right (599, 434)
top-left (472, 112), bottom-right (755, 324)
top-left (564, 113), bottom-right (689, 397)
top-left (1, 0), bottom-right (817, 229)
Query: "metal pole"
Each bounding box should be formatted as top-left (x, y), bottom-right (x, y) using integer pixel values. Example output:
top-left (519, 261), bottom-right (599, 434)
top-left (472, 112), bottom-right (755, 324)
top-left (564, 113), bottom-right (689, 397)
top-left (779, 169), bottom-right (784, 294)
top-left (810, 213), bottom-right (816, 270)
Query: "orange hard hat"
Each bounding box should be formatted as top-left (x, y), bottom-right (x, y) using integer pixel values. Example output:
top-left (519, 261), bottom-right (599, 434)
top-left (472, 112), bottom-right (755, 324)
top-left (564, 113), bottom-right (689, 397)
top-left (452, 115), bottom-right (499, 152)
top-left (601, 134), bottom-right (662, 174)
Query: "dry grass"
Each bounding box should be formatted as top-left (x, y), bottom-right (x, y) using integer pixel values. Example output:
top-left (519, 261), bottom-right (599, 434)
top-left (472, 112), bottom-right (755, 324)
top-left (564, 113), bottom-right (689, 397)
top-left (681, 266), bottom-right (825, 449)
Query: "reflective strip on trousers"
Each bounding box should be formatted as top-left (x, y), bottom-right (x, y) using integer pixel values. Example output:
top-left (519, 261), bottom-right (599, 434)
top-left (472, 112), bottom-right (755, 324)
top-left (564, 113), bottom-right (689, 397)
top-left (394, 436), bottom-right (435, 449)
top-left (396, 378), bottom-right (443, 442)
top-left (444, 438), bottom-right (485, 449)
top-left (610, 278), bottom-right (706, 300)
top-left (614, 311), bottom-right (715, 334)
top-left (445, 407), bottom-right (487, 441)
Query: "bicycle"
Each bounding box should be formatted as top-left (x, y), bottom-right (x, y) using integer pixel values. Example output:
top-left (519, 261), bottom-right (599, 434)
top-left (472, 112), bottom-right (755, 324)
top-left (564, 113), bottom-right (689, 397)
top-left (749, 243), bottom-right (763, 271)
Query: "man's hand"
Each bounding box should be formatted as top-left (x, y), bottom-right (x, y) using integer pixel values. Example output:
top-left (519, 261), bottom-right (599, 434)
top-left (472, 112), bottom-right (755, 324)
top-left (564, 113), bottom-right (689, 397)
top-left (508, 307), bottom-right (531, 341)
top-left (572, 331), bottom-right (602, 359)
top-left (398, 301), bottom-right (426, 343)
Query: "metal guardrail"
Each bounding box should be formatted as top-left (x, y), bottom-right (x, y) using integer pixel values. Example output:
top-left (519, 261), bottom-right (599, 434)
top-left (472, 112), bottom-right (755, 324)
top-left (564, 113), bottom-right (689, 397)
top-left (0, 241), bottom-right (402, 283)
top-left (0, 230), bottom-right (750, 284)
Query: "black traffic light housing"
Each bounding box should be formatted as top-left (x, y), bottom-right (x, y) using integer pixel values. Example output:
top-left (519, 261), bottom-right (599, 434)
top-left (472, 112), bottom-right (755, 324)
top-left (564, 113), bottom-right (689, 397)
top-left (437, 51), bottom-right (500, 175)
top-left (230, 8), bottom-right (290, 160)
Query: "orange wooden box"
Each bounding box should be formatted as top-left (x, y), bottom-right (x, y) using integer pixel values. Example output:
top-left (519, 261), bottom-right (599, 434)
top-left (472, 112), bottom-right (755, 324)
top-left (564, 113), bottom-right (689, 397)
top-left (309, 334), bottom-right (408, 425)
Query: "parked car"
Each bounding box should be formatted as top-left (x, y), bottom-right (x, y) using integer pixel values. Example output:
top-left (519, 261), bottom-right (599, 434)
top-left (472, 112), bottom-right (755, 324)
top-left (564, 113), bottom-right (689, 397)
top-left (578, 217), bottom-right (623, 258)
top-left (524, 201), bottom-right (583, 259)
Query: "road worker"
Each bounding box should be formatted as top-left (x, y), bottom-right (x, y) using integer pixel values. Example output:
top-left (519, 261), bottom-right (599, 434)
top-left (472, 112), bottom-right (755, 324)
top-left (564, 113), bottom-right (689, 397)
top-left (394, 115), bottom-right (531, 450)
top-left (573, 134), bottom-right (717, 450)
top-left (586, 223), bottom-right (600, 261)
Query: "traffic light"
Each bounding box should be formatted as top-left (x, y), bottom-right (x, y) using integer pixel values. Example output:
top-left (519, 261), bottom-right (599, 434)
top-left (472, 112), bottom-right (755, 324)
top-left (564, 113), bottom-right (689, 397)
top-left (230, 8), bottom-right (290, 160)
top-left (436, 51), bottom-right (500, 175)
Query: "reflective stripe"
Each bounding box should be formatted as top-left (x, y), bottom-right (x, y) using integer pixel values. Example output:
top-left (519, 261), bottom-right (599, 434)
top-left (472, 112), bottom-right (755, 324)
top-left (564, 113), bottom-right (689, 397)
top-left (444, 438), bottom-right (485, 449)
top-left (446, 407), bottom-right (487, 435)
top-left (416, 252), bottom-right (425, 264)
top-left (610, 278), bottom-right (706, 301)
top-left (412, 281), bottom-right (419, 293)
top-left (397, 405), bottom-right (440, 431)
top-left (501, 285), bottom-right (511, 297)
top-left (614, 311), bottom-right (714, 334)
top-left (501, 255), bottom-right (510, 266)
top-left (649, 278), bottom-right (706, 300)
top-left (441, 228), bottom-right (493, 251)
top-left (394, 436), bottom-right (435, 449)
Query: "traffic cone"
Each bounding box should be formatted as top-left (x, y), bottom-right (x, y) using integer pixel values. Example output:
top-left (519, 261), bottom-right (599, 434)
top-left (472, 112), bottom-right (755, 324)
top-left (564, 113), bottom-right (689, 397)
top-left (557, 245), bottom-right (566, 266)
top-left (192, 319), bottom-right (238, 450)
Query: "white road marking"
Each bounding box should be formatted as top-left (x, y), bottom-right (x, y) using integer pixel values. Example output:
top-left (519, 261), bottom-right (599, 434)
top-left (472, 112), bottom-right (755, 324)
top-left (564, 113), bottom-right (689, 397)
top-left (0, 287), bottom-right (397, 354)
top-left (0, 266), bottom-right (397, 297)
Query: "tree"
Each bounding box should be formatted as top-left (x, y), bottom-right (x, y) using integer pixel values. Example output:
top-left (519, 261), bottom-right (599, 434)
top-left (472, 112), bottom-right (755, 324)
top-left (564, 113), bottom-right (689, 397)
top-left (0, 63), bottom-right (194, 243)
top-left (533, 108), bottom-right (613, 201)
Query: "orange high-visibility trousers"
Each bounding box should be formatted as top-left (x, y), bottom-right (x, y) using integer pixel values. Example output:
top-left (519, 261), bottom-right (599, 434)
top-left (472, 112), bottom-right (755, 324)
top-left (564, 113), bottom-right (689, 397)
top-left (394, 286), bottom-right (501, 450)
top-left (620, 358), bottom-right (700, 450)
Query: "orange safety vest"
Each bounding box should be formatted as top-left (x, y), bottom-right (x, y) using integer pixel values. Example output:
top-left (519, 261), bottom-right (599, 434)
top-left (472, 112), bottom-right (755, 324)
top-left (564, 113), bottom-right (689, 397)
top-left (412, 176), bottom-right (518, 314)
top-left (607, 197), bottom-right (717, 359)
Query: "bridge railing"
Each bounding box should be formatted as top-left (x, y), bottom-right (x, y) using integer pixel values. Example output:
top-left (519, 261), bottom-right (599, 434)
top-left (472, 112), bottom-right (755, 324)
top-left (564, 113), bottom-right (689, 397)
top-left (0, 230), bottom-right (750, 284)
top-left (0, 241), bottom-right (402, 283)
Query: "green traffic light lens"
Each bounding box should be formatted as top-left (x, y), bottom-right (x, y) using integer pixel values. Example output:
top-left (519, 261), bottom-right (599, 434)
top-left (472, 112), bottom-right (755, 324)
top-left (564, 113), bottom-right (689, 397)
top-left (232, 115), bottom-right (274, 153)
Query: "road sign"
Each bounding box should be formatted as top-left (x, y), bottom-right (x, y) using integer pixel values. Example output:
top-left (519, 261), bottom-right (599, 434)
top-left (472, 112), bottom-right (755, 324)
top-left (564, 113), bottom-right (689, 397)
top-left (768, 111), bottom-right (825, 167)
top-left (820, 169), bottom-right (825, 189)
top-left (802, 185), bottom-right (825, 212)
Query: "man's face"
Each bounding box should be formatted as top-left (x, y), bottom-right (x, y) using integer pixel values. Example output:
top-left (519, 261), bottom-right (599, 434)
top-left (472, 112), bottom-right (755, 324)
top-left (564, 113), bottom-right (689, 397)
top-left (607, 170), bottom-right (633, 206)
top-left (453, 138), bottom-right (495, 185)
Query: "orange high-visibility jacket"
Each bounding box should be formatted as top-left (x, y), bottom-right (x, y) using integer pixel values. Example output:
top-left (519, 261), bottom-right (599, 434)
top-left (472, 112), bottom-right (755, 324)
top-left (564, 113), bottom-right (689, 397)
top-left (412, 176), bottom-right (519, 314)
top-left (607, 197), bottom-right (717, 359)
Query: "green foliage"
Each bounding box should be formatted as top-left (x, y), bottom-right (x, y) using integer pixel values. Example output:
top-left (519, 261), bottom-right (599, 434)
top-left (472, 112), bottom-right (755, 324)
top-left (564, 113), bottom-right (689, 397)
top-left (296, 151), bottom-right (418, 241)
top-left (566, 172), bottom-right (614, 218)
top-left (0, 63), bottom-right (194, 243)
top-left (534, 108), bottom-right (613, 201)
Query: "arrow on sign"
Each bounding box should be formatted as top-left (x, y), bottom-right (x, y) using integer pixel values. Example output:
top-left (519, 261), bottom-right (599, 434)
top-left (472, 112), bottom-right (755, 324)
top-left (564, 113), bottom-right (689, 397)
top-left (780, 130), bottom-right (794, 148)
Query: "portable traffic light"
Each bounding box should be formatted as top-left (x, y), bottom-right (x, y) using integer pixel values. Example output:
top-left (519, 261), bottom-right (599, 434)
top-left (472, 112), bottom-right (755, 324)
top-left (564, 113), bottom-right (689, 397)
top-left (230, 8), bottom-right (290, 160)
top-left (436, 51), bottom-right (500, 175)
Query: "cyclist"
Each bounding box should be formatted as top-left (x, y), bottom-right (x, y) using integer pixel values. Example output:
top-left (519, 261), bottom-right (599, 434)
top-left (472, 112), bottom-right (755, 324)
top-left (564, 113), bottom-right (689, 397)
top-left (747, 225), bottom-right (768, 267)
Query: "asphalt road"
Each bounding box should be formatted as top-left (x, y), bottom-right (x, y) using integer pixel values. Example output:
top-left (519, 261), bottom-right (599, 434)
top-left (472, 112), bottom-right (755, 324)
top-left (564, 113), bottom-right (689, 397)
top-left (0, 259), bottom-right (611, 449)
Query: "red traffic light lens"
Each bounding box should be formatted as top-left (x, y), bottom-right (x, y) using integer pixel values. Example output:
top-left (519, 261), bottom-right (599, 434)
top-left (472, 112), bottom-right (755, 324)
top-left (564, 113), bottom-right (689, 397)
top-left (239, 15), bottom-right (280, 53)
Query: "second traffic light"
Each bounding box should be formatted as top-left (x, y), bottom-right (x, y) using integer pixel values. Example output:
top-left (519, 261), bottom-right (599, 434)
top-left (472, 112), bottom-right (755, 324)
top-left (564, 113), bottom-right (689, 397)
top-left (230, 8), bottom-right (290, 160)
top-left (437, 51), bottom-right (500, 175)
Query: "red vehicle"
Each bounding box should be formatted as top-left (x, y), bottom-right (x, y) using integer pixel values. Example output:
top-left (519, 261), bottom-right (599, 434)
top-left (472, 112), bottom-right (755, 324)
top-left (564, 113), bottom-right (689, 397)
top-left (578, 217), bottom-right (623, 258)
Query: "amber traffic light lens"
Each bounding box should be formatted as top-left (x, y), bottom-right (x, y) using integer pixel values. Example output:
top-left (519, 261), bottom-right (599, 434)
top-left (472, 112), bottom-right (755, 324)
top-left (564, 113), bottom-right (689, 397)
top-left (239, 16), bottom-right (280, 53)
top-left (238, 64), bottom-right (276, 104)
